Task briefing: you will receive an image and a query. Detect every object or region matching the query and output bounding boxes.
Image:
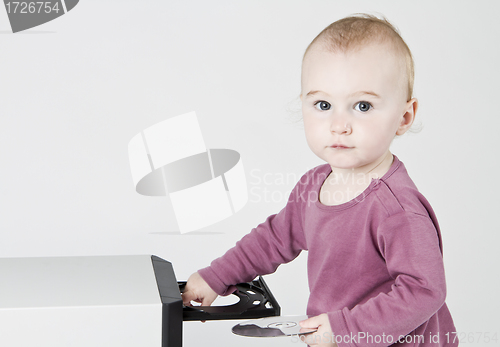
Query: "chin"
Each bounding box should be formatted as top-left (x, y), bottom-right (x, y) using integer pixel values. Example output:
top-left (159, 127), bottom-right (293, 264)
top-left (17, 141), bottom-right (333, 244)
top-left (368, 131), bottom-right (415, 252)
top-left (322, 155), bottom-right (360, 169)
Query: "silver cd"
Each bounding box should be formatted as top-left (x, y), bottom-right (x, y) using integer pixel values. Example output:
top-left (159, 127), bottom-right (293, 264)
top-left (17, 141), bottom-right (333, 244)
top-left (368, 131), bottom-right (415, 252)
top-left (232, 315), bottom-right (317, 338)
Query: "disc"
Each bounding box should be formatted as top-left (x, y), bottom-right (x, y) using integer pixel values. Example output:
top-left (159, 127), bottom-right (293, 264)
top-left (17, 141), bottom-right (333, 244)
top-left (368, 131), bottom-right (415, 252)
top-left (232, 315), bottom-right (317, 337)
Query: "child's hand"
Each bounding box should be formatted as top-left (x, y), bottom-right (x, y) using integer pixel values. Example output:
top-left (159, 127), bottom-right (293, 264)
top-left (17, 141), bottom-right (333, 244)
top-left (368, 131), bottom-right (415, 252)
top-left (182, 271), bottom-right (218, 307)
top-left (299, 314), bottom-right (338, 346)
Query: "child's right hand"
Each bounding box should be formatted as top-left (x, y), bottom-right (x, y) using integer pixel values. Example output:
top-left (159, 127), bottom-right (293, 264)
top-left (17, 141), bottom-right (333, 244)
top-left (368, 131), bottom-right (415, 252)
top-left (182, 271), bottom-right (218, 307)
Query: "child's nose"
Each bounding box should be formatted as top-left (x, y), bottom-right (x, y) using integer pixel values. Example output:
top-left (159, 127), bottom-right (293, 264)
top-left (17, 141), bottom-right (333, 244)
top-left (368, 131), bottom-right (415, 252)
top-left (329, 115), bottom-right (352, 135)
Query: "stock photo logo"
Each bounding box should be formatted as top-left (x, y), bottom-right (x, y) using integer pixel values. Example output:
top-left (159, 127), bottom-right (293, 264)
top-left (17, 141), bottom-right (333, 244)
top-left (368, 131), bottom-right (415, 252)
top-left (3, 0), bottom-right (79, 33)
top-left (128, 111), bottom-right (248, 234)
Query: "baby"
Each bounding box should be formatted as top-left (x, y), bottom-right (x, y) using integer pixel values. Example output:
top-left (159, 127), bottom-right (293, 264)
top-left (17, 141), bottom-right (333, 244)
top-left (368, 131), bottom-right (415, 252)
top-left (182, 14), bottom-right (457, 347)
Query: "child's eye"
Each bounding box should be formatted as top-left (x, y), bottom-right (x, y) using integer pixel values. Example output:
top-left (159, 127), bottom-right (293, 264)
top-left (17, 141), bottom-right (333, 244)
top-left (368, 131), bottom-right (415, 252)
top-left (354, 101), bottom-right (372, 112)
top-left (314, 101), bottom-right (331, 111)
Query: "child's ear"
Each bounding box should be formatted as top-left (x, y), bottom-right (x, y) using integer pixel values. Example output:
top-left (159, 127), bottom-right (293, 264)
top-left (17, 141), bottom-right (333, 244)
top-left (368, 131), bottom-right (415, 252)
top-left (396, 98), bottom-right (418, 135)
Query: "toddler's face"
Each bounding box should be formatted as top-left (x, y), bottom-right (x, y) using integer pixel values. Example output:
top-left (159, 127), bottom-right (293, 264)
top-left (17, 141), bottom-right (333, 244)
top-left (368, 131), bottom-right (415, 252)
top-left (300, 41), bottom-right (416, 171)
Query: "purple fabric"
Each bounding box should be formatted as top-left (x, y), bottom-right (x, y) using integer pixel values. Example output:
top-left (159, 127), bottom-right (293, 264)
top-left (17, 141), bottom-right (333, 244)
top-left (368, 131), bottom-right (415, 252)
top-left (199, 156), bottom-right (457, 346)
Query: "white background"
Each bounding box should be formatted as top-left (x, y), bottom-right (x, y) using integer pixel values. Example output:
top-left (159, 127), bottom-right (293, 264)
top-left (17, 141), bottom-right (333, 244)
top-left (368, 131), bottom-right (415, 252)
top-left (1, 1), bottom-right (499, 346)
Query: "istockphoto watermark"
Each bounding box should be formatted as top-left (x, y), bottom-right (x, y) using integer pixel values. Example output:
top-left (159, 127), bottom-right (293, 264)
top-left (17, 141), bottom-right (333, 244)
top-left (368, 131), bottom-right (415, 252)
top-left (3, 0), bottom-right (79, 33)
top-left (249, 168), bottom-right (379, 206)
top-left (291, 331), bottom-right (499, 345)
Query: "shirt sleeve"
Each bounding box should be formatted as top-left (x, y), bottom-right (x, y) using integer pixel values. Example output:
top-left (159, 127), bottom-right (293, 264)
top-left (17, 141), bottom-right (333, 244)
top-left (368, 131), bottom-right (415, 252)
top-left (327, 211), bottom-right (447, 347)
top-left (198, 174), bottom-right (309, 296)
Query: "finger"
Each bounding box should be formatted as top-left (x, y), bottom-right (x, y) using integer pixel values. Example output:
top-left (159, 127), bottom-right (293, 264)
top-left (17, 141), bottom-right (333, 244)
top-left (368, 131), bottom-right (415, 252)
top-left (299, 316), bottom-right (320, 328)
top-left (201, 297), bottom-right (214, 306)
top-left (181, 290), bottom-right (197, 305)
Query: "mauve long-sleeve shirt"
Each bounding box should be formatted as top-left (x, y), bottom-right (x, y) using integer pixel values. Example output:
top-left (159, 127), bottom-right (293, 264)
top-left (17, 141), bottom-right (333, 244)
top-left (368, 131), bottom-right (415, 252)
top-left (199, 155), bottom-right (457, 346)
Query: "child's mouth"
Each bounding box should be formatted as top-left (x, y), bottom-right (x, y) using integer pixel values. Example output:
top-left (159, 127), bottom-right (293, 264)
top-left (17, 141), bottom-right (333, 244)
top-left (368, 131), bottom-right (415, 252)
top-left (330, 144), bottom-right (352, 149)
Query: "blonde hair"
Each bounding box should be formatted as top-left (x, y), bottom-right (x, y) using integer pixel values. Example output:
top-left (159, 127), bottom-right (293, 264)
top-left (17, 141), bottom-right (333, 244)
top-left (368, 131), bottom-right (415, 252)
top-left (303, 14), bottom-right (415, 101)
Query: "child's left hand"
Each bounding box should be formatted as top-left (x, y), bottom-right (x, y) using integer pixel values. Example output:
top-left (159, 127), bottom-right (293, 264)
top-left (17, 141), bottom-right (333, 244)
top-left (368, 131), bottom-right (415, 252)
top-left (299, 314), bottom-right (338, 346)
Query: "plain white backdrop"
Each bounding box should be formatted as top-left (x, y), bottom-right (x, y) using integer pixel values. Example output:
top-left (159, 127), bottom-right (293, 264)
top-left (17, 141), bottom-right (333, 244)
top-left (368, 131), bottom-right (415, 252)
top-left (1, 1), bottom-right (499, 346)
